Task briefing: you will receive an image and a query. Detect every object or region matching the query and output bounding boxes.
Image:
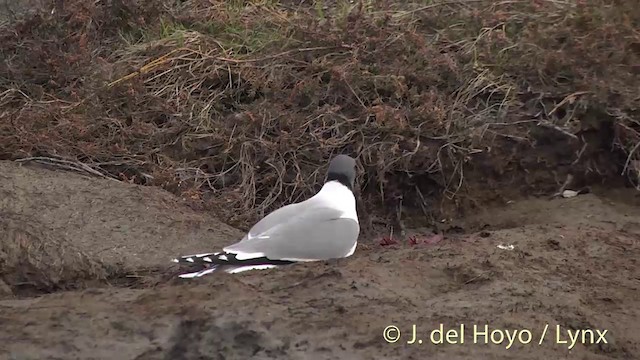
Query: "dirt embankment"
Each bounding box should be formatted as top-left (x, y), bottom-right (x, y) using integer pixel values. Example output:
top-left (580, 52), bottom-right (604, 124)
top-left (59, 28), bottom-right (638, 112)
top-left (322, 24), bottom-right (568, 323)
top-left (0, 161), bottom-right (242, 296)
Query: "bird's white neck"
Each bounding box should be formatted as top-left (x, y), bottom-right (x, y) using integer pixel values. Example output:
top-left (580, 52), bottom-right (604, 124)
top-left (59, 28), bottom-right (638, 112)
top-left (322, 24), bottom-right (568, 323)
top-left (315, 180), bottom-right (358, 222)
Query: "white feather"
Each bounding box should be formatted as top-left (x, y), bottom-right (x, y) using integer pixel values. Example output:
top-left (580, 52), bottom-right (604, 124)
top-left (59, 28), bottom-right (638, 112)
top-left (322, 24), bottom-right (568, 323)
top-left (226, 265), bottom-right (278, 274)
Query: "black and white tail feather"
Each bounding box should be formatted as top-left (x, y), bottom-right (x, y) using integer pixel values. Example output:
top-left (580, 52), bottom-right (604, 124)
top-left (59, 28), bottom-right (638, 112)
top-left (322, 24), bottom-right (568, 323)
top-left (171, 251), bottom-right (295, 278)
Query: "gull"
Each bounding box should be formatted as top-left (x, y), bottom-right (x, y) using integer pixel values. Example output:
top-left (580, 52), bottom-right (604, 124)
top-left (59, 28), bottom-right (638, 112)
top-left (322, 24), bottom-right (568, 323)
top-left (171, 154), bottom-right (359, 278)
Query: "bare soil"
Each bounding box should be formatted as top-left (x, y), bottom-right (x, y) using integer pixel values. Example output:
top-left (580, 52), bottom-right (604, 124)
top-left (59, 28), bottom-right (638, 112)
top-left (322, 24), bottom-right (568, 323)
top-left (1, 161), bottom-right (639, 360)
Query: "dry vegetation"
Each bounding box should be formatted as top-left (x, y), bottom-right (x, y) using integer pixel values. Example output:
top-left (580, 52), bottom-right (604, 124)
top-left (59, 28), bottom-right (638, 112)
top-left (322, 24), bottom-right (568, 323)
top-left (1, 0), bottom-right (638, 230)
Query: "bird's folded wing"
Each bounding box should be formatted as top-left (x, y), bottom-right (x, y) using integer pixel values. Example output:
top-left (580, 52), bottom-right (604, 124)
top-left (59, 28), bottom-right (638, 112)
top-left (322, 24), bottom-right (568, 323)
top-left (239, 201), bottom-right (305, 242)
top-left (223, 206), bottom-right (359, 261)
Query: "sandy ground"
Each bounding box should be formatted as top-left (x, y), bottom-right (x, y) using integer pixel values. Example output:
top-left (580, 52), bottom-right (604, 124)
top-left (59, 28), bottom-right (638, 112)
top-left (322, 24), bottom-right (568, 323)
top-left (1, 161), bottom-right (639, 360)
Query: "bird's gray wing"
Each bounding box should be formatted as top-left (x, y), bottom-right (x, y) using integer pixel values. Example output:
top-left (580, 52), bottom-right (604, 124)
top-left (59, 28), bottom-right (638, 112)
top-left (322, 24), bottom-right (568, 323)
top-left (239, 201), bottom-right (305, 242)
top-left (223, 206), bottom-right (359, 261)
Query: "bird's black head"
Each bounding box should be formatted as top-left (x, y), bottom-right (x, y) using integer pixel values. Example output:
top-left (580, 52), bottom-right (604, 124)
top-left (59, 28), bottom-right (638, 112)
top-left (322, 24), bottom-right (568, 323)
top-left (325, 154), bottom-right (357, 191)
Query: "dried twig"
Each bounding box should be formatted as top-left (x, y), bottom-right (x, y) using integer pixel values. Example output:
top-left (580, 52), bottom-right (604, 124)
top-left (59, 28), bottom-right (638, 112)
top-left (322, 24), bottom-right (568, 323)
top-left (15, 156), bottom-right (118, 181)
top-left (536, 120), bottom-right (579, 140)
top-left (622, 141), bottom-right (640, 176)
